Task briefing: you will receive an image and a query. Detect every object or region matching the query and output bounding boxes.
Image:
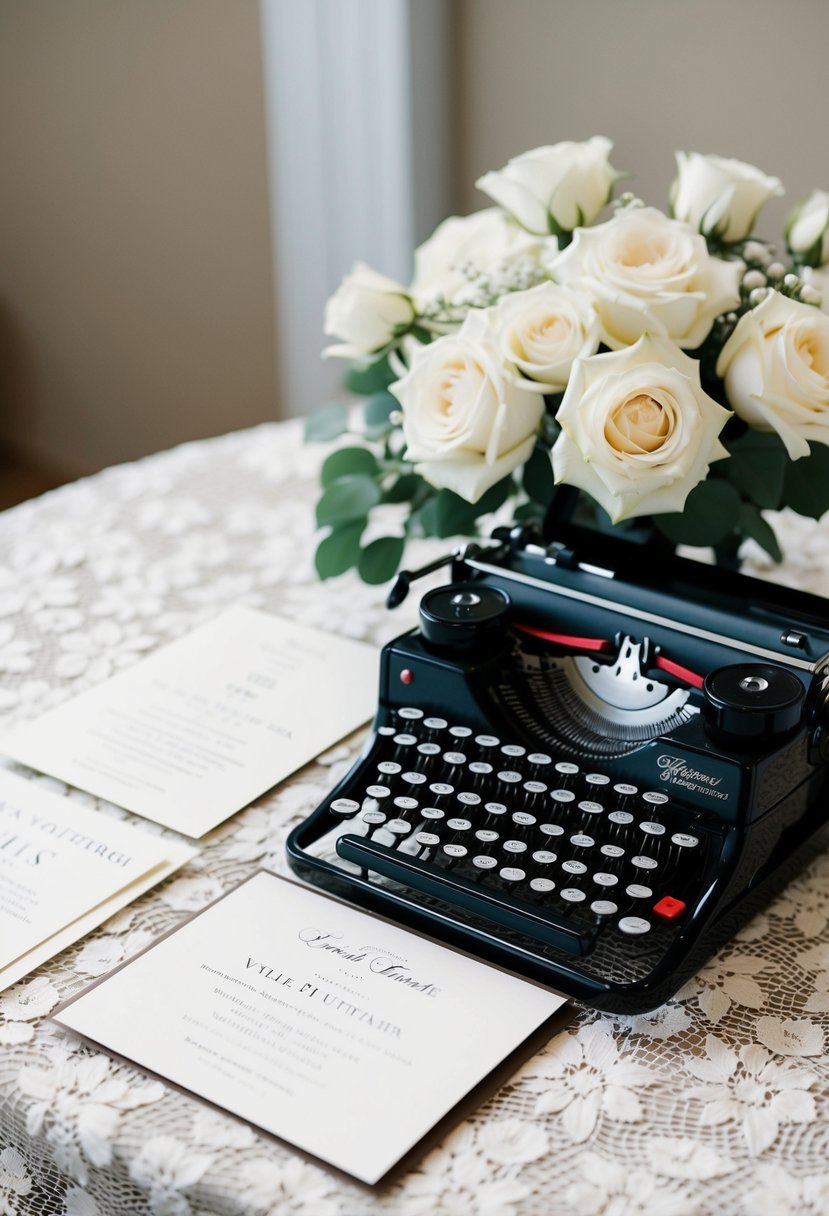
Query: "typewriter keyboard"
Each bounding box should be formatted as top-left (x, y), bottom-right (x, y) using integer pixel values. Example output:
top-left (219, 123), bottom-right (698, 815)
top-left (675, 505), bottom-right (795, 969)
top-left (311, 707), bottom-right (720, 963)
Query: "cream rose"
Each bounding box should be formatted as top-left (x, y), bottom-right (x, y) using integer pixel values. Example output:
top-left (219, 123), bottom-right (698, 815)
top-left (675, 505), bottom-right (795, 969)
top-left (475, 137), bottom-right (618, 236)
top-left (670, 152), bottom-right (783, 243)
top-left (787, 190), bottom-right (829, 265)
top-left (549, 206), bottom-right (742, 350)
top-left (323, 262), bottom-right (414, 359)
top-left (390, 310), bottom-right (545, 503)
top-left (552, 334), bottom-right (731, 522)
top-left (410, 208), bottom-right (554, 310)
top-left (493, 282), bottom-right (600, 391)
top-left (716, 290), bottom-right (829, 459)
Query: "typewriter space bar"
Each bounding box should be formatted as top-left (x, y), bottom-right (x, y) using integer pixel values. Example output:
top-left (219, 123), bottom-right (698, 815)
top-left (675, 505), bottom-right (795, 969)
top-left (336, 835), bottom-right (594, 956)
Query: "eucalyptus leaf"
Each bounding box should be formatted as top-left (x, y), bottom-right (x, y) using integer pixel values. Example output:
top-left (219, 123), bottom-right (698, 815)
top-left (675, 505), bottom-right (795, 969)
top-left (724, 431), bottom-right (786, 509)
top-left (738, 503), bottom-right (783, 563)
top-left (363, 391), bottom-right (399, 440)
top-left (344, 356), bottom-right (396, 396)
top-left (314, 521), bottom-right (365, 579)
top-left (781, 442), bottom-right (829, 519)
top-left (383, 472), bottom-right (426, 504)
top-left (316, 475), bottom-right (381, 527)
top-left (654, 479), bottom-right (741, 547)
top-left (321, 446), bottom-right (379, 486)
top-left (358, 536), bottom-right (405, 584)
top-left (304, 401), bottom-right (349, 442)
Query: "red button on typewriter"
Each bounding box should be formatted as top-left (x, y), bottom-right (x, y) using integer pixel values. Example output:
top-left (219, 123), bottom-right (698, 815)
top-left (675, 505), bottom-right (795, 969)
top-left (653, 896), bottom-right (686, 920)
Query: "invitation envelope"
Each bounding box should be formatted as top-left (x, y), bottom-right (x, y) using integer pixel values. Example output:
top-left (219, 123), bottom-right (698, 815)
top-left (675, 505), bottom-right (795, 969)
top-left (54, 871), bottom-right (568, 1185)
top-left (2, 608), bottom-right (379, 837)
top-left (0, 768), bottom-right (196, 990)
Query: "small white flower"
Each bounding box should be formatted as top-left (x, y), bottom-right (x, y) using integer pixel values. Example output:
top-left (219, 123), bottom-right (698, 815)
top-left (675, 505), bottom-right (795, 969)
top-left (73, 929), bottom-right (154, 978)
top-left (129, 1137), bottom-right (213, 1216)
top-left (65, 1186), bottom-right (101, 1216)
top-left (677, 952), bottom-right (768, 1024)
top-left (475, 1117), bottom-right (549, 1165)
top-left (742, 1163), bottom-right (829, 1215)
top-left (0, 1147), bottom-right (32, 1206)
top-left (755, 1015), bottom-right (824, 1057)
top-left (159, 874), bottom-right (224, 913)
top-left (54, 621), bottom-right (156, 683)
top-left (398, 1123), bottom-right (529, 1216)
top-left (646, 1137), bottom-right (734, 1181)
top-left (565, 1152), bottom-right (704, 1216)
top-left (613, 1001), bottom-right (693, 1041)
top-left (239, 1157), bottom-right (341, 1216)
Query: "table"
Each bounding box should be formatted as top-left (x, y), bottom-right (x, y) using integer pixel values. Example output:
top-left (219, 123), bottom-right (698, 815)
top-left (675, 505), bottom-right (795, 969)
top-left (1, 420), bottom-right (829, 1216)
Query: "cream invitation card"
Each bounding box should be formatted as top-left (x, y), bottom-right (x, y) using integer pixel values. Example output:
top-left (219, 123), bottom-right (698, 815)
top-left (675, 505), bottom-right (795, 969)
top-left (54, 871), bottom-right (567, 1185)
top-left (0, 768), bottom-right (196, 990)
top-left (2, 608), bottom-right (379, 837)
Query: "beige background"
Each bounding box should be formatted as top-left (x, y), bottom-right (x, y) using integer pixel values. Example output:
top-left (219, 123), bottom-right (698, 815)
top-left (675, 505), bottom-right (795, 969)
top-left (1, 0), bottom-right (828, 478)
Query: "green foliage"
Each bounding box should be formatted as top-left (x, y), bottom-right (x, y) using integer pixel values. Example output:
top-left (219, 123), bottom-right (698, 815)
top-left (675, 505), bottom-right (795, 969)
top-left (781, 442), bottom-right (829, 519)
top-left (363, 392), bottom-right (399, 440)
top-left (409, 478), bottom-right (514, 540)
top-left (343, 356), bottom-right (396, 396)
top-left (314, 521), bottom-right (365, 580)
top-left (383, 472), bottom-right (427, 504)
top-left (304, 401), bottom-right (349, 442)
top-left (522, 444), bottom-right (555, 508)
top-left (320, 446), bottom-right (379, 486)
top-left (654, 479), bottom-right (741, 547)
top-left (724, 430), bottom-right (786, 510)
top-left (315, 475), bottom-right (381, 527)
top-left (358, 536), bottom-right (405, 584)
top-left (739, 502), bottom-right (783, 562)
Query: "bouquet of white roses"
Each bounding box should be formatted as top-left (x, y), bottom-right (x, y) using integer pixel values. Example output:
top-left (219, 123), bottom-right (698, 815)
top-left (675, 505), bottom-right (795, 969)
top-left (307, 137), bottom-right (829, 585)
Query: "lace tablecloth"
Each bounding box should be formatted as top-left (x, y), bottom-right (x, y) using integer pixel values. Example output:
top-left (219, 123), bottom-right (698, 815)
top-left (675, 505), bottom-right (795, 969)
top-left (1, 420), bottom-right (829, 1216)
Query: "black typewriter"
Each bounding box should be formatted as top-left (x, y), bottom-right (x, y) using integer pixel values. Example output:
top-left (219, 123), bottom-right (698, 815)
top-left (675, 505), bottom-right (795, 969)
top-left (287, 512), bottom-right (829, 1013)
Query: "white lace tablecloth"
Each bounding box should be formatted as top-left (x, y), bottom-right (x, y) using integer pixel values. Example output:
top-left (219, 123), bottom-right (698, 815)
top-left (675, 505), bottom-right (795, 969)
top-left (2, 420), bottom-right (829, 1216)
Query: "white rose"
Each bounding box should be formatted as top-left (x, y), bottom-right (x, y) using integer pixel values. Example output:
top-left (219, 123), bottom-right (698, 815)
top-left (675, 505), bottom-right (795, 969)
top-left (323, 262), bottom-right (414, 359)
top-left (493, 282), bottom-right (600, 391)
top-left (549, 206), bottom-right (742, 350)
top-left (716, 290), bottom-right (829, 459)
top-left (670, 152), bottom-right (783, 243)
top-left (552, 334), bottom-right (731, 522)
top-left (390, 310), bottom-right (545, 503)
top-left (410, 208), bottom-right (554, 310)
top-left (801, 266), bottom-right (829, 313)
top-left (787, 190), bottom-right (829, 265)
top-left (475, 137), bottom-right (618, 236)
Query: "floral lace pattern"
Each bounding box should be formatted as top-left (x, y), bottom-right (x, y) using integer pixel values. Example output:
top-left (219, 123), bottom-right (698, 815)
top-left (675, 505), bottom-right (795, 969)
top-left (1, 421), bottom-right (828, 1215)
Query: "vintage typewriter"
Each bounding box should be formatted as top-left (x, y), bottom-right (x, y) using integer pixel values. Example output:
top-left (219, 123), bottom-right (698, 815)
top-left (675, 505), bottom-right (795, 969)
top-left (287, 505), bottom-right (829, 1013)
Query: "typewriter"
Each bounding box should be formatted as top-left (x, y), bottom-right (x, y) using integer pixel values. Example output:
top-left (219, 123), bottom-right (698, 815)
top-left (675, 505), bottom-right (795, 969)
top-left (287, 505), bottom-right (829, 1013)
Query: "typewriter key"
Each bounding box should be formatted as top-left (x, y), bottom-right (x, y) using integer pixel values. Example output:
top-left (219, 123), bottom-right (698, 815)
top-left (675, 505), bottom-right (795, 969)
top-left (590, 900), bottom-right (618, 917)
top-left (398, 707), bottom-right (424, 721)
top-left (560, 888), bottom-right (586, 902)
top-left (401, 771), bottom-right (427, 786)
top-left (387, 819), bottom-right (413, 837)
top-left (618, 916), bottom-right (651, 935)
top-left (473, 855), bottom-right (498, 870)
top-left (365, 785), bottom-right (390, 800)
top-left (475, 734), bottom-right (500, 749)
top-left (443, 843), bottom-right (468, 859)
top-left (423, 716), bottom-right (448, 731)
top-left (593, 872), bottom-right (619, 887)
top-left (643, 791), bottom-right (669, 806)
top-left (503, 839), bottom-right (528, 854)
top-left (415, 832), bottom-right (440, 847)
top-left (446, 817), bottom-right (472, 832)
top-left (640, 822), bottom-right (666, 836)
top-left (499, 867), bottom-right (526, 882)
top-left (532, 850), bottom-right (557, 864)
top-left (530, 877), bottom-right (556, 893)
top-left (626, 884), bottom-right (653, 899)
top-left (476, 829), bottom-right (499, 843)
top-left (562, 860), bottom-right (587, 875)
top-left (330, 798), bottom-right (360, 817)
top-left (378, 725), bottom-right (396, 736)
top-left (417, 742), bottom-right (441, 756)
top-left (631, 855), bottom-right (659, 870)
top-left (512, 811), bottom-right (537, 826)
top-left (671, 833), bottom-right (699, 848)
top-left (393, 733), bottom-right (418, 747)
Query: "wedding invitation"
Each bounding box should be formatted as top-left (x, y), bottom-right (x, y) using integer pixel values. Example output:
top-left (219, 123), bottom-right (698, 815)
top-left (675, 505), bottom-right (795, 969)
top-left (54, 871), bottom-right (568, 1184)
top-left (0, 768), bottom-right (196, 990)
top-left (2, 608), bottom-right (379, 837)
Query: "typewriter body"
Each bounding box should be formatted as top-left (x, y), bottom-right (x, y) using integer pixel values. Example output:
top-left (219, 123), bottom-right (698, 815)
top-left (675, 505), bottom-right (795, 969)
top-left (287, 513), bottom-right (829, 1013)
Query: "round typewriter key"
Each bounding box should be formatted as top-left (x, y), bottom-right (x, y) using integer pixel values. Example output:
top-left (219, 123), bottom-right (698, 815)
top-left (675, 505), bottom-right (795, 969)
top-left (475, 734), bottom-right (500, 748)
top-left (362, 810), bottom-right (387, 825)
top-left (512, 811), bottom-right (537, 826)
top-left (430, 782), bottom-right (454, 797)
top-left (473, 855), bottom-right (498, 869)
top-left (502, 744), bottom-right (526, 758)
top-left (499, 867), bottom-right (526, 882)
top-left (528, 753), bottom-right (552, 766)
top-left (643, 790), bottom-right (669, 805)
top-left (585, 773), bottom-right (610, 787)
top-left (562, 859), bottom-right (587, 875)
top-left (613, 782), bottom-right (638, 797)
top-left (618, 916), bottom-right (651, 935)
top-left (532, 849), bottom-right (557, 864)
top-left (498, 770), bottom-right (523, 784)
top-left (592, 872), bottom-right (618, 887)
top-left (591, 900), bottom-right (618, 917)
top-left (476, 829), bottom-right (499, 843)
top-left (444, 751), bottom-right (467, 766)
top-left (631, 855), bottom-right (658, 870)
top-left (609, 810), bottom-right (634, 825)
top-left (417, 742), bottom-right (441, 756)
top-left (449, 725), bottom-right (472, 738)
top-left (379, 762), bottom-right (402, 777)
top-left (640, 821), bottom-right (666, 836)
top-left (579, 800), bottom-right (604, 815)
top-left (503, 839), bottom-right (528, 853)
top-left (555, 761), bottom-right (579, 776)
top-left (530, 877), bottom-right (556, 893)
top-left (601, 844), bottom-right (625, 858)
top-left (394, 796), bottom-right (419, 812)
top-left (446, 817), bottom-right (472, 832)
top-left (393, 733), bottom-right (418, 747)
top-left (424, 717), bottom-right (448, 730)
top-left (443, 843), bottom-right (468, 859)
top-left (672, 833), bottom-right (699, 848)
top-left (551, 789), bottom-right (576, 803)
top-left (485, 802), bottom-right (508, 816)
top-left (330, 798), bottom-right (360, 816)
top-left (398, 707), bottom-right (424, 720)
top-left (468, 761), bottom-right (493, 775)
top-left (365, 785), bottom-right (390, 799)
top-left (457, 791), bottom-right (481, 806)
top-left (421, 807), bottom-right (445, 821)
top-left (378, 725), bottom-right (396, 736)
top-left (560, 887), bottom-right (586, 902)
top-left (524, 781), bottom-right (547, 795)
top-left (415, 831), bottom-right (440, 846)
top-left (401, 771), bottom-right (427, 785)
top-left (540, 823), bottom-right (565, 837)
top-left (626, 884), bottom-right (653, 899)
top-left (570, 833), bottom-right (595, 848)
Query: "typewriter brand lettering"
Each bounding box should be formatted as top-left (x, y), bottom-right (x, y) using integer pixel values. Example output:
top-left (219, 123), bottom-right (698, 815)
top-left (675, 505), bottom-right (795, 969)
top-left (656, 755), bottom-right (729, 800)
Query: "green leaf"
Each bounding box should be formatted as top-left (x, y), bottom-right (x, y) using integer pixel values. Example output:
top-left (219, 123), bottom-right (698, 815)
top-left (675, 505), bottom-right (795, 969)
top-left (383, 472), bottom-right (425, 504)
top-left (304, 401), bottom-right (349, 442)
top-left (738, 502), bottom-right (783, 562)
top-left (410, 478), bottom-right (514, 540)
top-left (320, 445), bottom-right (379, 486)
top-left (363, 391), bottom-right (399, 440)
top-left (522, 444), bottom-right (554, 507)
top-left (314, 521), bottom-right (365, 579)
top-left (358, 536), bottom-right (405, 584)
top-left (654, 479), bottom-right (741, 547)
top-left (781, 442), bottom-right (829, 519)
top-left (344, 356), bottom-right (396, 396)
top-left (476, 475), bottom-right (515, 515)
top-left (724, 430), bottom-right (786, 509)
top-left (316, 475), bottom-right (381, 527)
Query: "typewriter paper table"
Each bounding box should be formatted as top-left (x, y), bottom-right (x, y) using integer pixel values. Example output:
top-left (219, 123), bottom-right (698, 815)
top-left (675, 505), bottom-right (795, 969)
top-left (2, 420), bottom-right (829, 1216)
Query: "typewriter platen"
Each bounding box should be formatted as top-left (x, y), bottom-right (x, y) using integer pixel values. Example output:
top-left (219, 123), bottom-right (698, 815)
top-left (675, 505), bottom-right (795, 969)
top-left (287, 518), bottom-right (829, 1013)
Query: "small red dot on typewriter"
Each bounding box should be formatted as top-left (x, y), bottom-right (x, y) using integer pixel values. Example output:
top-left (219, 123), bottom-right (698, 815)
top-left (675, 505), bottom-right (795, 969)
top-left (653, 896), bottom-right (686, 920)
top-left (400, 669), bottom-right (414, 685)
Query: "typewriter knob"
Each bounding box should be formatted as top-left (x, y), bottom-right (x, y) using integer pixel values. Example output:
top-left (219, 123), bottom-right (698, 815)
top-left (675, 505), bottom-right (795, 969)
top-left (702, 663), bottom-right (805, 741)
top-left (419, 584), bottom-right (510, 653)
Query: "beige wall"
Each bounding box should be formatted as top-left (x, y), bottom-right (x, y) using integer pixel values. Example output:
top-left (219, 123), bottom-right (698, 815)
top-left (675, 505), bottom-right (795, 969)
top-left (0, 0), bottom-right (276, 477)
top-left (455, 0), bottom-right (829, 242)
